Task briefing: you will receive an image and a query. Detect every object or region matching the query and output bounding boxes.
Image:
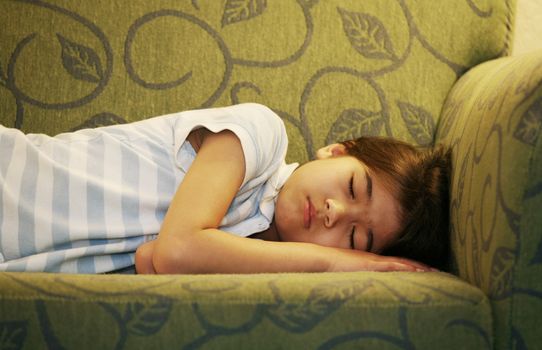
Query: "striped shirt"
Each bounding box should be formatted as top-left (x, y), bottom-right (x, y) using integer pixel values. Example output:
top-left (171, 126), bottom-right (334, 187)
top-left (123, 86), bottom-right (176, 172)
top-left (0, 103), bottom-right (297, 273)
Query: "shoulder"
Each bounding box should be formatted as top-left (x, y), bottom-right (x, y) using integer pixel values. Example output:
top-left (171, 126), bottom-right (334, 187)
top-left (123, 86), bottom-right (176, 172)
top-left (178, 103), bottom-right (285, 136)
top-left (225, 104), bottom-right (289, 164)
top-left (179, 103), bottom-right (289, 159)
top-left (230, 103), bottom-right (283, 125)
top-left (175, 104), bottom-right (289, 183)
top-left (226, 103), bottom-right (286, 142)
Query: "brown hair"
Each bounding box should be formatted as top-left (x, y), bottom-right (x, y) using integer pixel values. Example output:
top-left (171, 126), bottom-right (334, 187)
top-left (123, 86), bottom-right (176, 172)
top-left (341, 136), bottom-right (452, 271)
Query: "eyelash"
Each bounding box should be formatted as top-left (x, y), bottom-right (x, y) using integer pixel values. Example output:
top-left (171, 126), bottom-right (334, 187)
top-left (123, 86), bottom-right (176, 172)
top-left (366, 229), bottom-right (374, 252)
top-left (350, 227), bottom-right (356, 249)
top-left (349, 176), bottom-right (355, 249)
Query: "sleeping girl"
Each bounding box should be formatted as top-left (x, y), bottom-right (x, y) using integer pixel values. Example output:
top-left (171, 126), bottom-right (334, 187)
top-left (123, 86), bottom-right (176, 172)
top-left (0, 103), bottom-right (450, 274)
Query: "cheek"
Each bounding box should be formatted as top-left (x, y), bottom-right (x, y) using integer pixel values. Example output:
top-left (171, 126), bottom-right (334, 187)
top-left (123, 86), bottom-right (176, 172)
top-left (312, 228), bottom-right (343, 248)
top-left (292, 226), bottom-right (343, 248)
top-left (274, 197), bottom-right (298, 241)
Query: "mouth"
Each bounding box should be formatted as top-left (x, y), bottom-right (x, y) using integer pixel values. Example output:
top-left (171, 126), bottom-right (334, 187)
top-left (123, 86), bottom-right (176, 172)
top-left (304, 198), bottom-right (315, 229)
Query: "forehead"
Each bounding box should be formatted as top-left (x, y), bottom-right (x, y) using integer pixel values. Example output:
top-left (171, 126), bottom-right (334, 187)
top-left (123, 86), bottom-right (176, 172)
top-left (369, 171), bottom-right (404, 252)
top-left (314, 154), bottom-right (367, 170)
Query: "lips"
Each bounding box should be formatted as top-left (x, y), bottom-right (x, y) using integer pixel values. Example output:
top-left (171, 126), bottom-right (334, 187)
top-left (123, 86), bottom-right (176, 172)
top-left (304, 198), bottom-right (315, 229)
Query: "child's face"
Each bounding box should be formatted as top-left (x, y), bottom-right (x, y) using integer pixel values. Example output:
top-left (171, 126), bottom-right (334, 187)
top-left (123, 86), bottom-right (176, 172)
top-left (274, 144), bottom-right (402, 253)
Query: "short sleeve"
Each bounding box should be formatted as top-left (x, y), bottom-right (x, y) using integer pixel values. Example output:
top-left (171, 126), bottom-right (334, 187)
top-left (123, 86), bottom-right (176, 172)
top-left (170, 103), bottom-right (289, 188)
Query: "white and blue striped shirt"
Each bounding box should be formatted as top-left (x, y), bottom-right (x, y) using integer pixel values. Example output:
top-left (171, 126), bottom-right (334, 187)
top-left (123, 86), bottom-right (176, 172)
top-left (0, 103), bottom-right (297, 273)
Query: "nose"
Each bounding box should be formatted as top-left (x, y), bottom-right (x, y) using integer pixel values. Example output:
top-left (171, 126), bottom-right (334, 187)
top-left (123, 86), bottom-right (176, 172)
top-left (324, 199), bottom-right (347, 228)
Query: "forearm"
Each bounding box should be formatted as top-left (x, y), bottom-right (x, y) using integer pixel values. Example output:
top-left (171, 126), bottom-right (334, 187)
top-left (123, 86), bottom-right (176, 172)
top-left (147, 229), bottom-right (431, 274)
top-left (151, 229), bottom-right (331, 274)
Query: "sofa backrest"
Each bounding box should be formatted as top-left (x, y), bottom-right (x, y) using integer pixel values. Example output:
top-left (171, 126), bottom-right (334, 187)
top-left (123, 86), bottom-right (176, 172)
top-left (0, 0), bottom-right (514, 163)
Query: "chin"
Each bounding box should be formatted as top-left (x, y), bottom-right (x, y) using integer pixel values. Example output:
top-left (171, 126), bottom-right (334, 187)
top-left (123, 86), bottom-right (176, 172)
top-left (274, 191), bottom-right (302, 241)
top-left (274, 209), bottom-right (294, 243)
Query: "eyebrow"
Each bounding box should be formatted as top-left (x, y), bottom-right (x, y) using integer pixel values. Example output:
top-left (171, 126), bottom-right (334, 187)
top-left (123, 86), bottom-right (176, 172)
top-left (366, 171), bottom-right (373, 198)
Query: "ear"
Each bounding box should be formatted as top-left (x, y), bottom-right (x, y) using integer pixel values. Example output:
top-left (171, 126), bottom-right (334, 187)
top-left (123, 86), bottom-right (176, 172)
top-left (316, 143), bottom-right (347, 159)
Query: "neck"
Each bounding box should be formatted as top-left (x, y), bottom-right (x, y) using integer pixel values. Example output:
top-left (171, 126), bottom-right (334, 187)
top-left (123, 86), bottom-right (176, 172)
top-left (249, 220), bottom-right (281, 242)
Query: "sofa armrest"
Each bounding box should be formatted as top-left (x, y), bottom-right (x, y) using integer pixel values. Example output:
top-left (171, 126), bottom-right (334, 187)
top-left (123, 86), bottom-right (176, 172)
top-left (436, 50), bottom-right (542, 350)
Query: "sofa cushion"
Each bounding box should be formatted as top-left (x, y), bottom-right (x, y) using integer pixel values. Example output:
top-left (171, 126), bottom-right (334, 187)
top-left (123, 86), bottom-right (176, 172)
top-left (0, 271), bottom-right (491, 349)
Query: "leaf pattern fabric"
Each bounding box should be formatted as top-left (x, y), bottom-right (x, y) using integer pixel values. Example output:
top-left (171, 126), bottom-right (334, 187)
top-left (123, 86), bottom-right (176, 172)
top-left (56, 34), bottom-right (104, 83)
top-left (437, 51), bottom-right (542, 350)
top-left (222, 0), bottom-right (267, 27)
top-left (338, 7), bottom-right (398, 61)
top-left (0, 0), bottom-right (514, 160)
top-left (2, 1), bottom-right (540, 350)
top-left (0, 272), bottom-right (492, 349)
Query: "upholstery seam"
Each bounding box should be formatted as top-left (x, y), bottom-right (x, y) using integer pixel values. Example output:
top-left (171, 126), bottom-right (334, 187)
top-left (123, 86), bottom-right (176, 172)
top-left (502, 0), bottom-right (516, 56)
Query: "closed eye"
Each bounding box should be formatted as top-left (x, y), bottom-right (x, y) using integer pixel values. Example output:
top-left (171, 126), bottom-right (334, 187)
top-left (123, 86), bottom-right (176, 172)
top-left (350, 226), bottom-right (356, 249)
top-left (349, 175), bottom-right (355, 198)
top-left (366, 172), bottom-right (373, 198)
top-left (366, 229), bottom-right (374, 252)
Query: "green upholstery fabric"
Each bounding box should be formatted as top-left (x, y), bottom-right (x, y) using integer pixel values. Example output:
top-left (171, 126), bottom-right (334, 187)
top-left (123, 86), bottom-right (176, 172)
top-left (2, 0), bottom-right (539, 349)
top-left (0, 0), bottom-right (514, 161)
top-left (436, 50), bottom-right (542, 350)
top-left (0, 272), bottom-right (491, 349)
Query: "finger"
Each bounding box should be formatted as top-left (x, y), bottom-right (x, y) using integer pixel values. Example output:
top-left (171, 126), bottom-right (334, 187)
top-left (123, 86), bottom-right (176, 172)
top-left (357, 249), bottom-right (436, 271)
top-left (385, 256), bottom-right (435, 271)
top-left (374, 261), bottom-right (417, 272)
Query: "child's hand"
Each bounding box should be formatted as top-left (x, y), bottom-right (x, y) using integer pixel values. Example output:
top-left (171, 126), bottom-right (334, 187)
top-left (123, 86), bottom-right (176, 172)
top-left (327, 249), bottom-right (436, 272)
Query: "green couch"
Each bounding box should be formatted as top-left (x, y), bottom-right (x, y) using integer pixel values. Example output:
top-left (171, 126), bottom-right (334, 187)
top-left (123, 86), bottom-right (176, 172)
top-left (1, 0), bottom-right (540, 349)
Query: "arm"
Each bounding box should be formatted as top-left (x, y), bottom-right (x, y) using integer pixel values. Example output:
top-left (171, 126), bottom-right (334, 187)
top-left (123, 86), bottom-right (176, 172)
top-left (135, 129), bottom-right (430, 274)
